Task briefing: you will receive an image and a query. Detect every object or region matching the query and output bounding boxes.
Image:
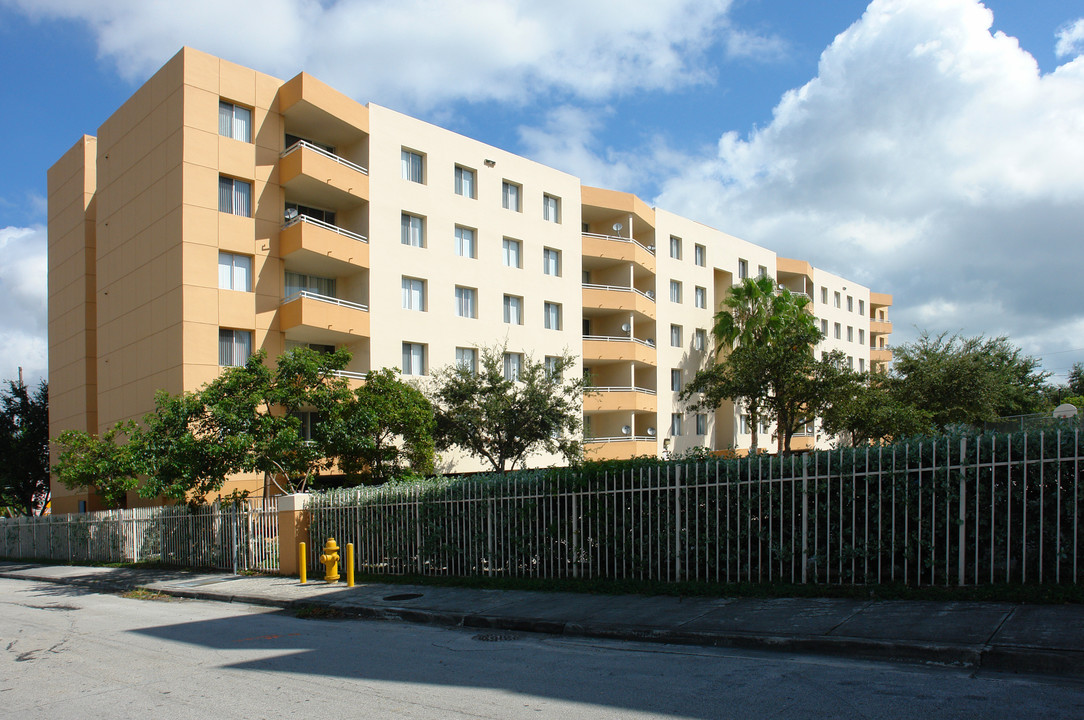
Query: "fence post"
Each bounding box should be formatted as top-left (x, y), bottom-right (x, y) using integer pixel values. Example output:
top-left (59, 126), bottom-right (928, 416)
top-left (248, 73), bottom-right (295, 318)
top-left (276, 493), bottom-right (311, 576)
top-left (571, 492), bottom-right (579, 578)
top-left (958, 437), bottom-right (967, 586)
top-left (674, 465), bottom-right (682, 583)
top-left (801, 454), bottom-right (809, 584)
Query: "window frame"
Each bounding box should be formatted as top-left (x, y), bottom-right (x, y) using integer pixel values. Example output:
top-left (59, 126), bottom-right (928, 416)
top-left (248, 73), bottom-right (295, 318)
top-left (401, 277), bottom-right (426, 312)
top-left (543, 301), bottom-right (562, 330)
top-left (401, 148), bottom-right (424, 183)
top-left (455, 347), bottom-right (477, 374)
top-left (670, 324), bottom-right (682, 348)
top-left (401, 213), bottom-right (425, 247)
top-left (454, 285), bottom-right (476, 318)
top-left (503, 352), bottom-right (524, 381)
top-left (542, 194), bottom-right (560, 223)
top-left (738, 259), bottom-right (748, 279)
top-left (218, 176), bottom-right (251, 217)
top-left (502, 181), bottom-right (522, 212)
top-left (542, 247), bottom-right (561, 276)
top-left (694, 243), bottom-right (706, 267)
top-left (694, 286), bottom-right (707, 309)
top-left (454, 165), bottom-right (476, 198)
top-left (218, 252), bottom-right (252, 292)
top-left (218, 328), bottom-right (253, 367)
top-left (502, 237), bottom-right (522, 268)
top-left (454, 225), bottom-right (476, 258)
top-left (402, 342), bottom-right (427, 376)
top-left (503, 294), bottom-right (523, 325)
top-left (669, 235), bottom-right (682, 260)
top-left (669, 280), bottom-right (682, 303)
top-left (218, 101), bottom-right (252, 143)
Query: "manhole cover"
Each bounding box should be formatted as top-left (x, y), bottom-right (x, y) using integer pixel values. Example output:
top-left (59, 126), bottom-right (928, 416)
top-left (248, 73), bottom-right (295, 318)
top-left (473, 632), bottom-right (521, 642)
top-left (383, 593), bottom-right (423, 601)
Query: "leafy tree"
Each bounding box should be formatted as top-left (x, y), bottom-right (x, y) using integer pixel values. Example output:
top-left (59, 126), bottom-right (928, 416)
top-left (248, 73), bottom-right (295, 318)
top-left (429, 347), bottom-right (584, 472)
top-left (322, 368), bottom-right (436, 483)
top-left (54, 421), bottom-right (142, 508)
top-left (818, 368), bottom-right (933, 446)
top-left (889, 331), bottom-right (1050, 430)
top-left (1069, 363), bottom-right (1084, 398)
top-left (0, 379), bottom-right (50, 515)
top-left (686, 277), bottom-right (823, 453)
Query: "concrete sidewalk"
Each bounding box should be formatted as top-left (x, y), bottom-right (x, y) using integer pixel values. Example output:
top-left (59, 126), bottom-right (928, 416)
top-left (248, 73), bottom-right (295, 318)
top-left (2, 561), bottom-right (1082, 679)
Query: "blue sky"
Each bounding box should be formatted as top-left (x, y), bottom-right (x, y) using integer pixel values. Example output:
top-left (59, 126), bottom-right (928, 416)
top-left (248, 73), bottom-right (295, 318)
top-left (1, 0), bottom-right (1082, 390)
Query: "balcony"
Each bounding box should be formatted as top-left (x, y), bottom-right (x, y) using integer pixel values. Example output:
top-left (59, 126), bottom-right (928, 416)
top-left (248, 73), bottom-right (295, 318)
top-left (870, 347), bottom-right (893, 364)
top-left (584, 437), bottom-right (658, 461)
top-left (582, 283), bottom-right (656, 320)
top-left (280, 140), bottom-right (369, 208)
top-left (280, 214), bottom-right (368, 275)
top-left (583, 386), bottom-right (657, 414)
top-left (279, 290), bottom-right (370, 344)
top-left (582, 233), bottom-right (656, 274)
top-left (870, 318), bottom-right (892, 335)
top-left (582, 335), bottom-right (657, 365)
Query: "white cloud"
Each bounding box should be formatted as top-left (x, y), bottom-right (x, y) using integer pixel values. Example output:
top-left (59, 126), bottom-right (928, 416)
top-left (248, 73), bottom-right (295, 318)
top-left (0, 226), bottom-right (48, 384)
top-left (654, 0), bottom-right (1084, 374)
top-left (1, 0), bottom-right (780, 110)
top-left (1056, 18), bottom-right (1084, 58)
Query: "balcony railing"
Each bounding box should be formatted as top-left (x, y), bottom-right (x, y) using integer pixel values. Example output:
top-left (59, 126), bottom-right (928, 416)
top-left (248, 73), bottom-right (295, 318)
top-left (583, 334), bottom-right (656, 348)
top-left (283, 213), bottom-right (368, 243)
top-left (586, 385), bottom-right (657, 395)
top-left (332, 369), bottom-right (368, 380)
top-left (582, 231), bottom-right (656, 256)
top-left (587, 435), bottom-right (657, 443)
top-left (583, 283), bottom-right (655, 302)
top-left (282, 290), bottom-right (369, 312)
top-left (281, 139), bottom-right (368, 175)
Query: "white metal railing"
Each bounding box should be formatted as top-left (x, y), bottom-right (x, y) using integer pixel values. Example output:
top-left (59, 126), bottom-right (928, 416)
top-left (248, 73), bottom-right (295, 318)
top-left (282, 290), bottom-right (369, 312)
top-left (283, 213), bottom-right (368, 243)
top-left (582, 231), bottom-right (656, 256)
top-left (582, 283), bottom-right (655, 302)
top-left (332, 369), bottom-right (368, 380)
top-left (583, 334), bottom-right (656, 348)
top-left (0, 499), bottom-right (279, 573)
top-left (586, 386), bottom-right (657, 395)
top-left (281, 139), bottom-right (368, 175)
top-left (305, 431), bottom-right (1084, 587)
top-left (586, 435), bottom-right (658, 443)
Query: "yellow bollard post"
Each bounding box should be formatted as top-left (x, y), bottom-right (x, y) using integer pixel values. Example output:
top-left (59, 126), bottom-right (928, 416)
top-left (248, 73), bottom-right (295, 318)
top-left (299, 542), bottom-right (307, 584)
top-left (347, 543), bottom-right (355, 587)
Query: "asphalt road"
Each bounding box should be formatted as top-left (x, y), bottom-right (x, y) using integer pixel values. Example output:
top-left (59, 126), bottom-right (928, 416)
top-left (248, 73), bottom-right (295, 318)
top-left (2, 577), bottom-right (1083, 720)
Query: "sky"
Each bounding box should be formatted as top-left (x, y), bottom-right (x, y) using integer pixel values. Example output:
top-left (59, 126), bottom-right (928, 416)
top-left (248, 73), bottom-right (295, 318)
top-left (0, 0), bottom-right (1081, 390)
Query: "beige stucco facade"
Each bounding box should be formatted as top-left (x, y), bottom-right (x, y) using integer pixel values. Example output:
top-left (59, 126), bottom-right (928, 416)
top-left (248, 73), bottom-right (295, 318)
top-left (47, 48), bottom-right (891, 512)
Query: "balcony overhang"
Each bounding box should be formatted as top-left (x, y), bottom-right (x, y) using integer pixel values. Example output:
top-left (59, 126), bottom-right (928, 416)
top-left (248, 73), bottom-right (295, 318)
top-left (582, 286), bottom-right (656, 321)
top-left (280, 144), bottom-right (369, 208)
top-left (278, 72), bottom-right (368, 146)
top-left (280, 217), bottom-right (369, 275)
top-left (279, 294), bottom-right (370, 344)
top-left (581, 233), bottom-right (656, 274)
top-left (582, 337), bottom-right (657, 366)
top-left (584, 439), bottom-right (658, 461)
top-left (583, 389), bottom-right (658, 414)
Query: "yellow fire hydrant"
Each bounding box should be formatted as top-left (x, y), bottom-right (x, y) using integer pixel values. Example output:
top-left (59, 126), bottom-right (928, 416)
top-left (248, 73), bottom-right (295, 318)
top-left (319, 538), bottom-right (340, 583)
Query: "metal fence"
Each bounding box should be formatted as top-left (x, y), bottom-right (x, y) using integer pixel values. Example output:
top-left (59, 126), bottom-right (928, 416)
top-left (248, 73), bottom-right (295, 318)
top-left (309, 430), bottom-right (1083, 586)
top-left (0, 499), bottom-right (279, 573)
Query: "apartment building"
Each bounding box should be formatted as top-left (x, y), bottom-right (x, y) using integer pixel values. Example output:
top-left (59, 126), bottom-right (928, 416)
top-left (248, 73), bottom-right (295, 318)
top-left (47, 48), bottom-right (891, 513)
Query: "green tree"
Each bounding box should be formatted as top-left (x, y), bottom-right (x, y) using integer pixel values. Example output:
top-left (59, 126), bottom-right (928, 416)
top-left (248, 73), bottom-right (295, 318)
top-left (54, 421), bottom-right (142, 508)
top-left (889, 331), bottom-right (1050, 430)
top-left (322, 368), bottom-right (436, 483)
top-left (1068, 363), bottom-right (1084, 397)
top-left (429, 347), bottom-right (584, 472)
top-left (0, 379), bottom-right (50, 515)
top-left (818, 367), bottom-right (933, 446)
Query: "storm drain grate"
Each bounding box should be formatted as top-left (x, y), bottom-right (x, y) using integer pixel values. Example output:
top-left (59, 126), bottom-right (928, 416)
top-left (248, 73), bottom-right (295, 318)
top-left (473, 632), bottom-right (521, 642)
top-left (383, 593), bottom-right (424, 601)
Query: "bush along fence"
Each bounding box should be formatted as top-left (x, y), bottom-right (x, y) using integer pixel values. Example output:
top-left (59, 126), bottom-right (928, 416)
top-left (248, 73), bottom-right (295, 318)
top-left (308, 429), bottom-right (1083, 587)
top-left (0, 499), bottom-right (279, 574)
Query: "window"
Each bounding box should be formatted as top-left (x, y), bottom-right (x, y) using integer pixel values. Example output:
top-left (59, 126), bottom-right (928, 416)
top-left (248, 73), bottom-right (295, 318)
top-left (671, 369), bottom-right (682, 392)
top-left (821, 319), bottom-right (828, 335)
top-left (218, 101), bottom-right (251, 142)
top-left (402, 343), bottom-right (426, 375)
top-left (219, 329), bottom-right (252, 366)
top-left (456, 347), bottom-right (477, 373)
top-left (847, 326), bottom-right (854, 342)
top-left (402, 277), bottom-right (426, 311)
top-left (503, 295), bottom-right (523, 324)
top-left (669, 280), bottom-right (682, 303)
top-left (544, 355), bottom-right (562, 379)
top-left (401, 213), bottom-right (425, 247)
top-left (285, 202), bottom-right (335, 225)
top-left (669, 235), bottom-right (682, 259)
top-left (670, 324), bottom-right (682, 347)
top-left (454, 165), bottom-right (475, 198)
top-left (694, 286), bottom-right (707, 309)
top-left (502, 238), bottom-right (522, 268)
top-left (543, 194), bottom-right (560, 222)
top-left (289, 411), bottom-right (322, 442)
top-left (847, 296), bottom-right (854, 312)
top-left (696, 414), bottom-right (707, 436)
top-left (503, 352), bottom-right (523, 381)
top-left (834, 291), bottom-right (841, 308)
top-left (859, 299), bottom-right (866, 316)
top-left (454, 226), bottom-right (475, 258)
top-left (543, 247), bottom-right (561, 276)
top-left (821, 286), bottom-right (828, 305)
top-left (738, 259), bottom-right (748, 279)
top-left (285, 340), bottom-right (334, 355)
top-left (694, 244), bottom-right (706, 267)
top-left (502, 181), bottom-right (521, 211)
top-left (454, 286), bottom-right (476, 318)
top-left (859, 329), bottom-right (866, 345)
top-left (758, 265), bottom-right (768, 278)
top-left (834, 322), bottom-right (841, 340)
top-left (740, 414), bottom-right (750, 434)
top-left (401, 149), bottom-right (424, 183)
top-left (859, 358), bottom-right (866, 372)
top-left (285, 271), bottom-right (335, 298)
top-left (218, 252), bottom-right (251, 291)
top-left (847, 355), bottom-right (854, 369)
top-left (671, 413), bottom-right (683, 436)
top-left (218, 176), bottom-right (251, 217)
top-left (694, 328), bottom-right (707, 351)
top-left (543, 301), bottom-right (562, 330)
